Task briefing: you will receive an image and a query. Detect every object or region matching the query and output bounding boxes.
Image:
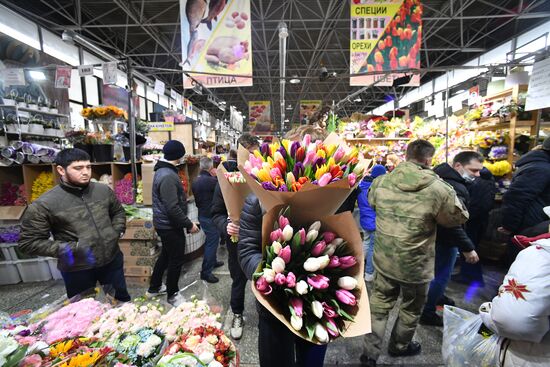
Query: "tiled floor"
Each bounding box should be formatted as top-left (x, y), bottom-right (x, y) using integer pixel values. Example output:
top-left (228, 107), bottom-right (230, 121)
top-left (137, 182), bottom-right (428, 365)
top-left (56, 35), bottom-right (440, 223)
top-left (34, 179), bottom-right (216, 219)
top-left (0, 245), bottom-right (506, 366)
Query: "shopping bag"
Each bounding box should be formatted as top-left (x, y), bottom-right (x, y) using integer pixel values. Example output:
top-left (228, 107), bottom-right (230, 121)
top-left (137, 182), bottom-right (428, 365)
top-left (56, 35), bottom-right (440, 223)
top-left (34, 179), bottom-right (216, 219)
top-left (442, 305), bottom-right (501, 367)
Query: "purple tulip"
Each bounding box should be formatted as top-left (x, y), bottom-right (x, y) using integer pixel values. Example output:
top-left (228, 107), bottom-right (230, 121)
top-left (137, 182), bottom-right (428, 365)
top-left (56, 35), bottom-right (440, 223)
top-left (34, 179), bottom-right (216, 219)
top-left (277, 146), bottom-right (287, 158)
top-left (260, 142), bottom-right (270, 157)
top-left (290, 141), bottom-right (300, 159)
top-left (293, 162), bottom-right (305, 178)
top-left (286, 272), bottom-right (296, 288)
top-left (298, 228), bottom-right (306, 245)
top-left (335, 289), bottom-right (356, 306)
top-left (256, 276), bottom-right (273, 295)
top-left (327, 256), bottom-right (340, 269)
top-left (322, 302), bottom-right (337, 318)
top-left (279, 184), bottom-right (289, 192)
top-left (279, 246), bottom-right (292, 264)
top-left (339, 256), bottom-right (357, 269)
top-left (307, 274), bottom-right (330, 290)
top-left (311, 241), bottom-right (327, 257)
top-left (275, 273), bottom-right (286, 285)
top-left (313, 157), bottom-right (326, 168)
top-left (278, 216), bottom-right (290, 229)
top-left (17, 329), bottom-right (31, 337)
top-left (270, 228), bottom-right (283, 243)
top-left (290, 297), bottom-right (303, 317)
top-left (262, 182), bottom-right (278, 191)
top-left (323, 232), bottom-right (336, 243)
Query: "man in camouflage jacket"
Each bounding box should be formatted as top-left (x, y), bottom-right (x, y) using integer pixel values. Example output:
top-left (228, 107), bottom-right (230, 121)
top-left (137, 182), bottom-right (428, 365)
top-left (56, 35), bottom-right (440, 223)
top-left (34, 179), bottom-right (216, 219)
top-left (360, 140), bottom-right (469, 367)
top-left (19, 149), bottom-right (129, 301)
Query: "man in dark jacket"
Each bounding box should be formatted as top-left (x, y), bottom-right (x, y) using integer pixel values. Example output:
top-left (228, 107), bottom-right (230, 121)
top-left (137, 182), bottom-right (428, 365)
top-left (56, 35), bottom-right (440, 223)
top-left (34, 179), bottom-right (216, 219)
top-left (420, 151), bottom-right (482, 326)
top-left (500, 137), bottom-right (550, 242)
top-left (149, 140), bottom-right (199, 306)
top-left (211, 135), bottom-right (259, 340)
top-left (192, 156), bottom-right (222, 283)
top-left (19, 148), bottom-right (129, 301)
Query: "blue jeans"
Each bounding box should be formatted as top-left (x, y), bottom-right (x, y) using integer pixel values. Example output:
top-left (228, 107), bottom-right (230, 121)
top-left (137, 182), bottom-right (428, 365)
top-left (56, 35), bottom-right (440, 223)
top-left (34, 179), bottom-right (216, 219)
top-left (423, 245), bottom-right (458, 315)
top-left (363, 230), bottom-right (376, 275)
top-left (199, 216), bottom-right (220, 277)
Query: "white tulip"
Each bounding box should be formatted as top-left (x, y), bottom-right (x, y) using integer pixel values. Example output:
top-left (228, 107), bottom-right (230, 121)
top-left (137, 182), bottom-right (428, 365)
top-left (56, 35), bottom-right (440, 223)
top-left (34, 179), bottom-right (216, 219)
top-left (303, 257), bottom-right (321, 272)
top-left (272, 241), bottom-right (282, 254)
top-left (282, 225), bottom-right (294, 241)
top-left (318, 255), bottom-right (330, 270)
top-left (199, 351), bottom-right (214, 364)
top-left (337, 276), bottom-right (358, 290)
top-left (324, 244), bottom-right (336, 257)
top-left (263, 268), bottom-right (276, 283)
top-left (306, 229), bottom-right (319, 243)
top-left (295, 280), bottom-right (309, 295)
top-left (208, 361), bottom-right (224, 367)
top-left (290, 315), bottom-right (303, 331)
top-left (314, 323), bottom-right (330, 343)
top-left (308, 221), bottom-right (321, 233)
top-left (272, 257), bottom-right (286, 273)
top-left (331, 238), bottom-right (344, 247)
top-left (311, 300), bottom-right (324, 319)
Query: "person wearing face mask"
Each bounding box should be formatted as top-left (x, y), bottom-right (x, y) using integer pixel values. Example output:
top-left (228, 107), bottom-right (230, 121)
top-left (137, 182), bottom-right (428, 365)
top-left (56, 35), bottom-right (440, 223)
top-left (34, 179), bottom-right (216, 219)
top-left (148, 140), bottom-right (200, 306)
top-left (419, 151), bottom-right (482, 327)
top-left (19, 148), bottom-right (130, 301)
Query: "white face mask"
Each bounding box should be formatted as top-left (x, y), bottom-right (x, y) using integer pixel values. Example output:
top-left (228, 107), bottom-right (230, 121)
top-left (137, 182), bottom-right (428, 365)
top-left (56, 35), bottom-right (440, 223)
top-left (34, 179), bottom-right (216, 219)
top-left (460, 169), bottom-right (476, 182)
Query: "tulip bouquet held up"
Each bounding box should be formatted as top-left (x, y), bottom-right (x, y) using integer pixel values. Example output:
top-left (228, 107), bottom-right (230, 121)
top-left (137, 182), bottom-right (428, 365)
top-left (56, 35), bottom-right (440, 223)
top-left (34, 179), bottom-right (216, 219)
top-left (252, 207), bottom-right (371, 344)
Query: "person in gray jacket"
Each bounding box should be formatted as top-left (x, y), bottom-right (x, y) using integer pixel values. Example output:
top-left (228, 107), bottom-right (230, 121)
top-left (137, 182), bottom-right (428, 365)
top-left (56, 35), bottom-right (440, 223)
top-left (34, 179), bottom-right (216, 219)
top-left (19, 148), bottom-right (129, 301)
top-left (148, 140), bottom-right (199, 306)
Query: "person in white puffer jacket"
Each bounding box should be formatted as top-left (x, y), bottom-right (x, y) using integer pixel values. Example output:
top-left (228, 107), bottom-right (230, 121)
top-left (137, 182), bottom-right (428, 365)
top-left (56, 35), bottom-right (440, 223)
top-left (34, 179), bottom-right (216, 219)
top-left (479, 237), bottom-right (550, 366)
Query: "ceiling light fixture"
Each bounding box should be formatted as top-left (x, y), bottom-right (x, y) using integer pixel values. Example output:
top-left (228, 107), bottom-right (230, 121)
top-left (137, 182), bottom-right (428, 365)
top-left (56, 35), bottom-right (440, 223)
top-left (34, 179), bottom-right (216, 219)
top-left (286, 104), bottom-right (293, 110)
top-left (289, 75), bottom-right (300, 84)
top-left (354, 98), bottom-right (362, 102)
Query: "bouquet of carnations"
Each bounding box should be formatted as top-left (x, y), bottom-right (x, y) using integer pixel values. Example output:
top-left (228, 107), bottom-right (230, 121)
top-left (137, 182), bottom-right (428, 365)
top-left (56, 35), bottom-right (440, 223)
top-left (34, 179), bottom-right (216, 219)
top-left (252, 206), bottom-right (371, 344)
top-left (239, 133), bottom-right (370, 215)
top-left (162, 326), bottom-right (237, 367)
top-left (157, 299), bottom-right (221, 342)
top-left (216, 164), bottom-right (252, 243)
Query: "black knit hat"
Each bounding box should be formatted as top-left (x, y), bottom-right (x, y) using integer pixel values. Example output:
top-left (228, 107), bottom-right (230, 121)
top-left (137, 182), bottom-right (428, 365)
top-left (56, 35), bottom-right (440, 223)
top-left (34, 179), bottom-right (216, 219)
top-left (543, 136), bottom-right (550, 151)
top-left (163, 140), bottom-right (186, 160)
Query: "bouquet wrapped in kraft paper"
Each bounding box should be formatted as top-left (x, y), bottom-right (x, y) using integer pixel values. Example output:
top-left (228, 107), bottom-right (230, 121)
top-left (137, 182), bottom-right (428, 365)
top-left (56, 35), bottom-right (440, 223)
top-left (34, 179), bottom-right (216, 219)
top-left (237, 133), bottom-right (372, 215)
top-left (252, 204), bottom-right (371, 344)
top-left (216, 163), bottom-right (251, 242)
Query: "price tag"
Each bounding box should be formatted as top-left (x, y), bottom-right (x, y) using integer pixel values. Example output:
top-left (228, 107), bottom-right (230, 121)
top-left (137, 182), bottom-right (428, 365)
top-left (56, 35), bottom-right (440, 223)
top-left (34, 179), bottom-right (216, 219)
top-left (78, 65), bottom-right (94, 77)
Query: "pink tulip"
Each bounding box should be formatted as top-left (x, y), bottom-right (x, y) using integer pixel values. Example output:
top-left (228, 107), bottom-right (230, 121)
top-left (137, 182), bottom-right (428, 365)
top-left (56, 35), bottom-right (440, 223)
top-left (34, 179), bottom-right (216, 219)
top-left (339, 256), bottom-right (357, 269)
top-left (325, 317), bottom-right (340, 338)
top-left (286, 272), bottom-right (296, 288)
top-left (270, 228), bottom-right (283, 243)
top-left (348, 173), bottom-right (357, 187)
top-left (335, 289), bottom-right (356, 306)
top-left (327, 256), bottom-right (340, 269)
top-left (318, 173), bottom-right (332, 187)
top-left (256, 276), bottom-right (272, 295)
top-left (244, 161), bottom-right (253, 175)
top-left (307, 274), bottom-right (330, 289)
top-left (333, 147), bottom-right (345, 162)
top-left (275, 273), bottom-right (286, 285)
top-left (290, 297), bottom-right (303, 317)
top-left (278, 215), bottom-right (290, 229)
top-left (323, 231), bottom-right (336, 243)
top-left (304, 151), bottom-right (317, 166)
top-left (322, 302), bottom-right (337, 318)
top-left (303, 134), bottom-right (311, 147)
top-left (270, 167), bottom-right (282, 181)
top-left (279, 246), bottom-right (292, 264)
top-left (311, 240), bottom-right (327, 257)
top-left (298, 228), bottom-right (306, 245)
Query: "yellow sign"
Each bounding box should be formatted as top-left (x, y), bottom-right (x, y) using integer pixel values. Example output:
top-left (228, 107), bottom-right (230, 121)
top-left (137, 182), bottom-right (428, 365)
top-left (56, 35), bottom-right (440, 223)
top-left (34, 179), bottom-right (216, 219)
top-left (148, 121), bottom-right (175, 132)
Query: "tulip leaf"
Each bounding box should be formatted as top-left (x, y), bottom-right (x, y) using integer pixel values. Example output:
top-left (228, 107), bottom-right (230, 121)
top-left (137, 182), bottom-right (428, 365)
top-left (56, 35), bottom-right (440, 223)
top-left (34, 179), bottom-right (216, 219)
top-left (284, 288), bottom-right (295, 297)
top-left (337, 308), bottom-right (355, 322)
top-left (291, 232), bottom-right (302, 253)
top-left (4, 346), bottom-right (28, 367)
top-left (266, 246), bottom-right (275, 264)
top-left (305, 323), bottom-right (315, 340)
top-left (330, 299), bottom-right (342, 311)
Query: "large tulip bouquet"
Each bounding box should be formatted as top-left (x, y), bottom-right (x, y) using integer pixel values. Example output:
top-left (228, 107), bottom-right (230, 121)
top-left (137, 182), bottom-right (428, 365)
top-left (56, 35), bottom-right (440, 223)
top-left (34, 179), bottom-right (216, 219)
top-left (252, 208), bottom-right (370, 344)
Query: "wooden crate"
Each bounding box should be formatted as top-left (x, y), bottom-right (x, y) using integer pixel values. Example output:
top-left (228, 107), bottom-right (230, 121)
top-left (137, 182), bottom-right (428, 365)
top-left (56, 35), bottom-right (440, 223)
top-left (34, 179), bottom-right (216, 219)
top-left (124, 253), bottom-right (159, 267)
top-left (119, 239), bottom-right (158, 257)
top-left (125, 275), bottom-right (150, 287)
top-left (124, 265), bottom-right (152, 277)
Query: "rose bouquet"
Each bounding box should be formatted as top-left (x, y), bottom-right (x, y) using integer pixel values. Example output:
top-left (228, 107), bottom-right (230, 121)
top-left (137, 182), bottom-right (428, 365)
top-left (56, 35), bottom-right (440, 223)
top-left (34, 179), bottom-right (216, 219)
top-left (239, 133), bottom-right (370, 215)
top-left (216, 164), bottom-right (251, 243)
top-left (252, 206), bottom-right (371, 344)
top-left (157, 299), bottom-right (221, 342)
top-left (163, 326), bottom-right (236, 367)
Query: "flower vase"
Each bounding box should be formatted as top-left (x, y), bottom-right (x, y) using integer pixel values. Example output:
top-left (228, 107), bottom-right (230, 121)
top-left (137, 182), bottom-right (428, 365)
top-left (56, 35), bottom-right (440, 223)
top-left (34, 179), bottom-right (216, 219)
top-left (92, 144), bottom-right (113, 162)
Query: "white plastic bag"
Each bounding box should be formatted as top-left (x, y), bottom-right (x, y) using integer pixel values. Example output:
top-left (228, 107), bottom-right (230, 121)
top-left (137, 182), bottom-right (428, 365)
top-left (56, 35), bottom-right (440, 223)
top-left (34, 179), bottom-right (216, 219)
top-left (442, 305), bottom-right (501, 367)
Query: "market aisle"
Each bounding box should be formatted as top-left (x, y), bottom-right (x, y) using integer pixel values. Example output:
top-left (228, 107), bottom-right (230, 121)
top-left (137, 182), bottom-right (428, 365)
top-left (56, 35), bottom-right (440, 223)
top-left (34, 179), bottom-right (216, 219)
top-left (0, 245), bottom-right (505, 366)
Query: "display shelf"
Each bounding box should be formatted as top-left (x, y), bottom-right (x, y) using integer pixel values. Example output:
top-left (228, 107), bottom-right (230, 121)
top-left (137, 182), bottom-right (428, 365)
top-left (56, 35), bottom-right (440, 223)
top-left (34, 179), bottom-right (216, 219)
top-left (346, 137), bottom-right (411, 143)
top-left (22, 164), bottom-right (58, 203)
top-left (0, 105), bottom-right (69, 118)
top-left (482, 85), bottom-right (529, 102)
top-left (473, 119), bottom-right (536, 131)
top-left (111, 162), bottom-right (142, 191)
top-left (5, 131), bottom-right (63, 139)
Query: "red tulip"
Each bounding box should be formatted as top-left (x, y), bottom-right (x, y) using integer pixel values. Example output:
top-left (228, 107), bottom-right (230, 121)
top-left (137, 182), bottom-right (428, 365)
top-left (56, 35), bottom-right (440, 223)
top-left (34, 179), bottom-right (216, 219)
top-left (322, 302), bottom-right (337, 318)
top-left (311, 240), bottom-right (327, 257)
top-left (307, 274), bottom-right (330, 290)
top-left (256, 276), bottom-right (272, 295)
top-left (295, 146), bottom-right (306, 162)
top-left (327, 256), bottom-right (340, 269)
top-left (299, 228), bottom-right (306, 245)
top-left (339, 256), bottom-right (357, 269)
top-left (336, 289), bottom-right (356, 306)
top-left (323, 231), bottom-right (336, 243)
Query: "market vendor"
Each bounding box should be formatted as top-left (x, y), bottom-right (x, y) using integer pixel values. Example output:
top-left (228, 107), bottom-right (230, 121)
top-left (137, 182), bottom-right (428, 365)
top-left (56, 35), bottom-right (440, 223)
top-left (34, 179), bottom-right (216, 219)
top-left (19, 148), bottom-right (130, 302)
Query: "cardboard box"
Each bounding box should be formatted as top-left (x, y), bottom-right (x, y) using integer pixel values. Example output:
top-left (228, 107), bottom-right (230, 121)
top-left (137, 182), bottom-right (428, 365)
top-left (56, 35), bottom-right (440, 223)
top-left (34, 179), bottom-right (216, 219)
top-left (124, 265), bottom-right (152, 277)
top-left (121, 227), bottom-right (157, 240)
top-left (142, 164), bottom-right (155, 206)
top-left (0, 206), bottom-right (27, 220)
top-left (124, 253), bottom-right (159, 267)
top-left (126, 218), bottom-right (154, 228)
top-left (120, 239), bottom-right (158, 257)
top-left (125, 275), bottom-right (150, 287)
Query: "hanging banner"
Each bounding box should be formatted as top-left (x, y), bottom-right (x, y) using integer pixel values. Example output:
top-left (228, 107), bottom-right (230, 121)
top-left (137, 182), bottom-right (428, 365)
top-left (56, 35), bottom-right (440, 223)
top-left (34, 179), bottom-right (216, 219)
top-left (299, 100), bottom-right (322, 124)
top-left (180, 0), bottom-right (252, 88)
top-left (154, 79), bottom-right (165, 95)
top-left (147, 121), bottom-right (175, 132)
top-left (2, 69), bottom-right (25, 86)
top-left (170, 89), bottom-right (178, 100)
top-left (468, 85), bottom-right (480, 106)
top-left (249, 101), bottom-right (271, 133)
top-left (54, 66), bottom-right (72, 88)
top-left (183, 98), bottom-right (193, 118)
top-left (350, 0), bottom-right (422, 87)
top-left (525, 57), bottom-right (550, 111)
top-left (102, 62), bottom-right (118, 85)
top-left (78, 65), bottom-right (94, 77)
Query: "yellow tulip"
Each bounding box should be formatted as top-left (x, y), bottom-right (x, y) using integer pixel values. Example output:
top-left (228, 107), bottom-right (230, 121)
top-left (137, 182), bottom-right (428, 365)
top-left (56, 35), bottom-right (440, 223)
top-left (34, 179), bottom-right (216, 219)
top-left (327, 157), bottom-right (336, 168)
top-left (282, 139), bottom-right (291, 154)
top-left (257, 168), bottom-right (272, 182)
top-left (317, 149), bottom-right (326, 159)
top-left (315, 164), bottom-right (329, 180)
top-left (270, 144), bottom-right (278, 157)
top-left (266, 156), bottom-right (275, 166)
top-left (325, 144), bottom-right (337, 157)
top-left (254, 150), bottom-right (264, 160)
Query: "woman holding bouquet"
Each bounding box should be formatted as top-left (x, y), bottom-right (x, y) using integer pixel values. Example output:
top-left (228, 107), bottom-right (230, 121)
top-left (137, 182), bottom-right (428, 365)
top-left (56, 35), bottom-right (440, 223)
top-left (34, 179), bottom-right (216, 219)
top-left (239, 126), bottom-right (329, 367)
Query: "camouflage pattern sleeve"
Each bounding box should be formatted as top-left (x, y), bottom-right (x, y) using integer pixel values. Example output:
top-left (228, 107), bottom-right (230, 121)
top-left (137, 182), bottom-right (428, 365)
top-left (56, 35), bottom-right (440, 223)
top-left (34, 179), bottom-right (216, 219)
top-left (434, 183), bottom-right (469, 228)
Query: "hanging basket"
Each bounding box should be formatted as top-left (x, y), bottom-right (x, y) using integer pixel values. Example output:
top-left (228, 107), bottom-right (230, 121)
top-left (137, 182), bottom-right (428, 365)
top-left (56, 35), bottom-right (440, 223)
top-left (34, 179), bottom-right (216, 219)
top-left (92, 144), bottom-right (113, 162)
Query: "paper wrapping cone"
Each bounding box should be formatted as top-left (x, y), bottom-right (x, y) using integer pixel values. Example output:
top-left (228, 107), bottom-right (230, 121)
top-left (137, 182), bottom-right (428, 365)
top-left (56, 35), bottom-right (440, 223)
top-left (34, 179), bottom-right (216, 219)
top-left (251, 205), bottom-right (371, 344)
top-left (216, 164), bottom-right (251, 224)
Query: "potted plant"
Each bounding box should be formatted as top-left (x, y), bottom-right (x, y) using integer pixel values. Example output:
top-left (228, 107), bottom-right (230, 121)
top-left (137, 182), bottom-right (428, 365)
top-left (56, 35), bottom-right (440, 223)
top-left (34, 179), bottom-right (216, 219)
top-left (38, 97), bottom-right (49, 112)
top-left (91, 132), bottom-right (114, 162)
top-left (28, 95), bottom-right (38, 110)
top-left (16, 95), bottom-right (27, 108)
top-left (49, 100), bottom-right (58, 114)
top-left (19, 118), bottom-right (29, 133)
top-left (3, 114), bottom-right (18, 133)
top-left (2, 90), bottom-right (17, 106)
top-left (43, 120), bottom-right (56, 136)
top-left (28, 115), bottom-right (45, 134)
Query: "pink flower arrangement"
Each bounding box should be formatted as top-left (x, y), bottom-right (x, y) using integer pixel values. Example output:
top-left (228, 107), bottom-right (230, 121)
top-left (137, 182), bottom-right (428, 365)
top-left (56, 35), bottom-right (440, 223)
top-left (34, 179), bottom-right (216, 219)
top-left (158, 299), bottom-right (221, 341)
top-left (115, 177), bottom-right (134, 205)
